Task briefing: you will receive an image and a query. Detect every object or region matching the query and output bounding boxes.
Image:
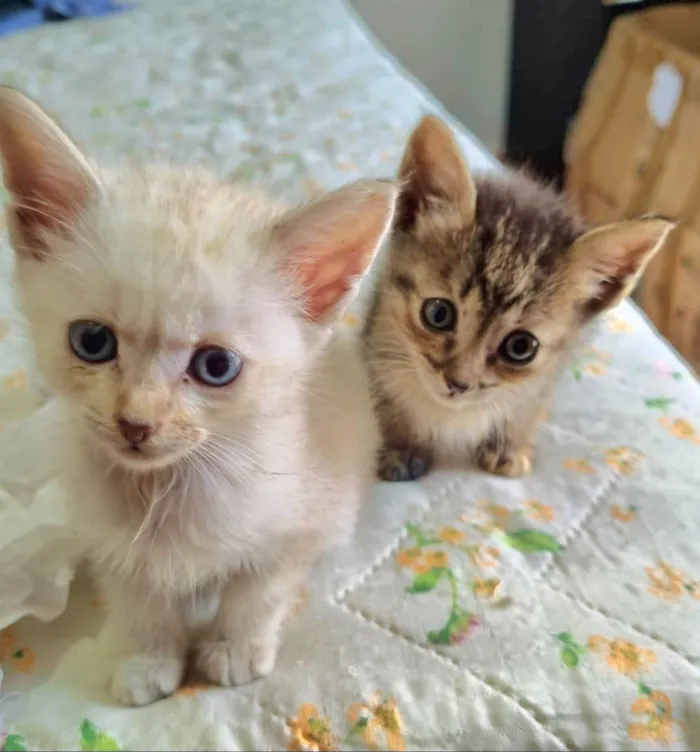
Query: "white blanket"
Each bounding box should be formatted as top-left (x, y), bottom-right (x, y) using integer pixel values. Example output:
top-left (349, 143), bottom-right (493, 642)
top-left (2, 0), bottom-right (700, 750)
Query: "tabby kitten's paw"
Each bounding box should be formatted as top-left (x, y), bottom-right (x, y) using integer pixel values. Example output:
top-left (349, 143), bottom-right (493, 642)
top-left (110, 653), bottom-right (184, 706)
top-left (378, 446), bottom-right (432, 482)
top-left (195, 637), bottom-right (278, 687)
top-left (478, 445), bottom-right (533, 478)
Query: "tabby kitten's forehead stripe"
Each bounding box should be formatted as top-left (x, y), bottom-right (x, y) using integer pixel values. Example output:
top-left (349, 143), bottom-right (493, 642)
top-left (387, 171), bottom-right (588, 339)
top-left (364, 113), bottom-right (674, 484)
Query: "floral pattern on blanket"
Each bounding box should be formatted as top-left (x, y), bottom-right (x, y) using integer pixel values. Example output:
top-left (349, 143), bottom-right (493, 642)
top-left (0, 0), bottom-right (700, 750)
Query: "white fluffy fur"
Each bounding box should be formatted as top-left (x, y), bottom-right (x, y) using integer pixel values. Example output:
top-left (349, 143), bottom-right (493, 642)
top-left (0, 87), bottom-right (394, 704)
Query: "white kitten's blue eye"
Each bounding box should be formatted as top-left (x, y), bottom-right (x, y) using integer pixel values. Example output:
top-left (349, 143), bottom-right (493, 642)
top-left (189, 347), bottom-right (242, 387)
top-left (68, 320), bottom-right (118, 363)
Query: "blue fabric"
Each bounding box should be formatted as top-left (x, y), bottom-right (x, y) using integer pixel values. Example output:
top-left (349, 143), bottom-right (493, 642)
top-left (31, 0), bottom-right (129, 19)
top-left (0, 0), bottom-right (131, 38)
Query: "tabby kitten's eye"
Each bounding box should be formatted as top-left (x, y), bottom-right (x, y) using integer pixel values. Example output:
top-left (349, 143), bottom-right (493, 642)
top-left (189, 346), bottom-right (243, 387)
top-left (68, 321), bottom-right (118, 363)
top-left (421, 298), bottom-right (456, 332)
top-left (498, 330), bottom-right (539, 365)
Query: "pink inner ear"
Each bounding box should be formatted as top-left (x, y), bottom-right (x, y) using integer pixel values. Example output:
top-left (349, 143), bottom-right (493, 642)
top-left (289, 239), bottom-right (372, 322)
top-left (0, 109), bottom-right (96, 257)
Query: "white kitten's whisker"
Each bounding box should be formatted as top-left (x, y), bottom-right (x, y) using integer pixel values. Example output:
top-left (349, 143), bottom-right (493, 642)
top-left (202, 438), bottom-right (265, 474)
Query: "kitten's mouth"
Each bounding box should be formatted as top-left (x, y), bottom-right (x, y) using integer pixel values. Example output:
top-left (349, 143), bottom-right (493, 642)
top-left (416, 363), bottom-right (496, 408)
top-left (97, 437), bottom-right (186, 472)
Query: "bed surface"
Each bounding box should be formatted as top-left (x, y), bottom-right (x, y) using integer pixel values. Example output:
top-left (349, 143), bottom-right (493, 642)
top-left (1, 0), bottom-right (700, 750)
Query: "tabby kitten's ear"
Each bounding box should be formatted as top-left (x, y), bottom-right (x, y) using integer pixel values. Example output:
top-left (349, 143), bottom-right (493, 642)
top-left (396, 114), bottom-right (476, 232)
top-left (272, 179), bottom-right (397, 327)
top-left (0, 86), bottom-right (100, 259)
top-left (573, 216), bottom-right (676, 316)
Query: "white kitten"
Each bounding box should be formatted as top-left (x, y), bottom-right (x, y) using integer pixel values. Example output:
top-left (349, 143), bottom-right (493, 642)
top-left (0, 87), bottom-right (395, 705)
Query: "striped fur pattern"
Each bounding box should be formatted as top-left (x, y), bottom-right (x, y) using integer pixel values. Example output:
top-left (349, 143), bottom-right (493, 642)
top-left (363, 115), bottom-right (674, 482)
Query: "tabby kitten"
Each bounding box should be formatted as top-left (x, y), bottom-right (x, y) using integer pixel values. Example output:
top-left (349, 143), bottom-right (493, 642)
top-left (364, 115), bottom-right (674, 482)
top-left (0, 86), bottom-right (395, 704)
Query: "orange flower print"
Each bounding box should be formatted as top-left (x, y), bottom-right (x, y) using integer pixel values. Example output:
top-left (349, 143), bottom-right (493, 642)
top-left (628, 690), bottom-right (680, 743)
top-left (287, 704), bottom-right (336, 752)
top-left (468, 545), bottom-right (500, 569)
top-left (175, 682), bottom-right (210, 698)
top-left (346, 692), bottom-right (406, 751)
top-left (605, 447), bottom-right (644, 475)
top-left (438, 526), bottom-right (465, 544)
top-left (395, 548), bottom-right (421, 569)
top-left (607, 639), bottom-right (655, 676)
top-left (395, 548), bottom-right (448, 574)
top-left (485, 503), bottom-right (510, 522)
top-left (522, 500), bottom-right (554, 522)
top-left (415, 551), bottom-right (449, 574)
top-left (659, 416), bottom-right (700, 444)
top-left (1, 370), bottom-right (26, 391)
top-left (587, 635), bottom-right (655, 677)
top-left (583, 362), bottom-right (606, 376)
top-left (607, 315), bottom-right (634, 333)
top-left (9, 646), bottom-right (36, 673)
top-left (584, 347), bottom-right (611, 362)
top-left (586, 634), bottom-right (608, 652)
top-left (646, 562), bottom-right (685, 601)
top-left (472, 577), bottom-right (502, 599)
top-left (563, 458), bottom-right (595, 475)
top-left (611, 504), bottom-right (637, 522)
top-left (341, 312), bottom-right (359, 329)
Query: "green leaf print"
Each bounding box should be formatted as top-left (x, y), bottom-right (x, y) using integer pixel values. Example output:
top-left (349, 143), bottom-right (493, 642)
top-left (2, 735), bottom-right (27, 752)
top-left (561, 645), bottom-right (580, 668)
top-left (427, 607), bottom-right (477, 646)
top-left (552, 631), bottom-right (585, 668)
top-left (89, 104), bottom-right (108, 119)
top-left (405, 522), bottom-right (441, 547)
top-left (407, 566), bottom-right (445, 594)
top-left (637, 681), bottom-right (653, 696)
top-left (501, 529), bottom-right (561, 553)
top-left (80, 720), bottom-right (120, 752)
top-left (572, 367), bottom-right (583, 382)
top-left (644, 397), bottom-right (675, 410)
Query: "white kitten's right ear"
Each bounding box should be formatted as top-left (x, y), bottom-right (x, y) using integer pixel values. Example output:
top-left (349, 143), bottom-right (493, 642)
top-left (0, 86), bottom-right (100, 259)
top-left (272, 179), bottom-right (397, 327)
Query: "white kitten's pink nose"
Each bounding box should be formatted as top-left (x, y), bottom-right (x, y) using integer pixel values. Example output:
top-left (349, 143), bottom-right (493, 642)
top-left (118, 418), bottom-right (153, 446)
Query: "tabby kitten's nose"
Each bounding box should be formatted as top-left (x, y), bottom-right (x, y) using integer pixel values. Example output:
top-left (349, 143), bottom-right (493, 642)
top-left (118, 418), bottom-right (153, 445)
top-left (445, 377), bottom-right (470, 395)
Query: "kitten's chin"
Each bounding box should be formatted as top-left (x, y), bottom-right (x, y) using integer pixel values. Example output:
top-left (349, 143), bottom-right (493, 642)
top-left (97, 440), bottom-right (192, 473)
top-left (415, 366), bottom-right (496, 410)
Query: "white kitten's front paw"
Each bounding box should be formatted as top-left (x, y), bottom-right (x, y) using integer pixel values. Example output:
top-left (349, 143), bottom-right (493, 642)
top-left (110, 653), bottom-right (184, 706)
top-left (195, 637), bottom-right (278, 686)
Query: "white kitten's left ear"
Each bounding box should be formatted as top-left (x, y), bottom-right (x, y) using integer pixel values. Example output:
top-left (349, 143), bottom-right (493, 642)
top-left (573, 216), bottom-right (676, 316)
top-left (0, 86), bottom-right (101, 259)
top-left (272, 179), bottom-right (397, 325)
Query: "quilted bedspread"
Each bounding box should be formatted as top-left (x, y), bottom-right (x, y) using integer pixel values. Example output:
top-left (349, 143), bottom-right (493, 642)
top-left (1, 0), bottom-right (700, 750)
